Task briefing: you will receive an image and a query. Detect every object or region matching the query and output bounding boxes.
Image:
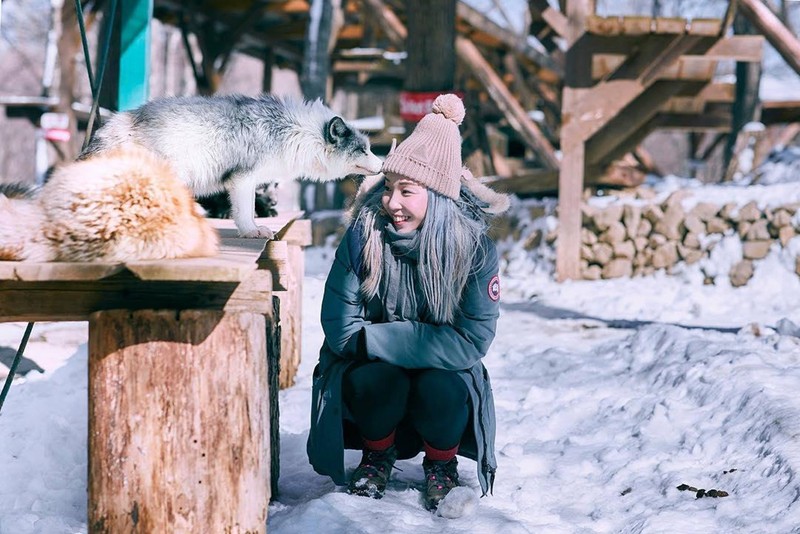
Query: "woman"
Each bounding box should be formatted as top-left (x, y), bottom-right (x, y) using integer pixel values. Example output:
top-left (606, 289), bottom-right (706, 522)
top-left (307, 94), bottom-right (509, 510)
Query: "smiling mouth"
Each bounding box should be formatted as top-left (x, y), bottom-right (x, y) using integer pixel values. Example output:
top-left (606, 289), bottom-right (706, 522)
top-left (392, 215), bottom-right (409, 224)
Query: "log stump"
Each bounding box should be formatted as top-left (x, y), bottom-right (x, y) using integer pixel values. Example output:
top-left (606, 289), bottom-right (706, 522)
top-left (88, 310), bottom-right (269, 534)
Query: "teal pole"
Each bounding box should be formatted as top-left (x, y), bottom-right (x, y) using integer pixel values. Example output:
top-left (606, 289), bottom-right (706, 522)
top-left (118, 0), bottom-right (152, 110)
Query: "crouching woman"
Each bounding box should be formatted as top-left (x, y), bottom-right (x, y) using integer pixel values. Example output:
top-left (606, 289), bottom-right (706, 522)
top-left (307, 95), bottom-right (509, 510)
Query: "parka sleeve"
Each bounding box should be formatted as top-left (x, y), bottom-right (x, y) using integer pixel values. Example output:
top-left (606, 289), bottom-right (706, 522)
top-left (362, 237), bottom-right (500, 371)
top-left (320, 229), bottom-right (369, 358)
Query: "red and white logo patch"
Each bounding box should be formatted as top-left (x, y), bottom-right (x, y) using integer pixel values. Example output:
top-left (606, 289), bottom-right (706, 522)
top-left (487, 274), bottom-right (500, 302)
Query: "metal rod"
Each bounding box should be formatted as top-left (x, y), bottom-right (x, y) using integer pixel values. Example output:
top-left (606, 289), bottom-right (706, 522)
top-left (0, 322), bottom-right (35, 414)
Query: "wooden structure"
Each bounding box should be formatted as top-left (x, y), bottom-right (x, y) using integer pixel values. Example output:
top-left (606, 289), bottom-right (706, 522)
top-left (555, 0), bottom-right (764, 280)
top-left (0, 214), bottom-right (310, 532)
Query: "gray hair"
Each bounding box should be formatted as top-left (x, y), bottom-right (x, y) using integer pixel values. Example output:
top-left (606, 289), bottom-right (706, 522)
top-left (353, 181), bottom-right (490, 324)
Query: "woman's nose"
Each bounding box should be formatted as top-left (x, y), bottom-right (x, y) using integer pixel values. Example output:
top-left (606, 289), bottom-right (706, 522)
top-left (386, 190), bottom-right (402, 210)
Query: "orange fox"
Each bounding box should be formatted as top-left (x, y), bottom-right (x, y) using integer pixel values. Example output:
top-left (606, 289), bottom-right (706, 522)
top-left (0, 147), bottom-right (219, 262)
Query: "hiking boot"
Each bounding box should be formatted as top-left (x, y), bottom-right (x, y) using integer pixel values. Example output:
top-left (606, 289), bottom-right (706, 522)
top-left (347, 445), bottom-right (398, 499)
top-left (422, 456), bottom-right (459, 510)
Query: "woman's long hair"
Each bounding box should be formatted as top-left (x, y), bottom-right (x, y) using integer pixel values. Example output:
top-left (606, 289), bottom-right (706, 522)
top-left (351, 179), bottom-right (490, 324)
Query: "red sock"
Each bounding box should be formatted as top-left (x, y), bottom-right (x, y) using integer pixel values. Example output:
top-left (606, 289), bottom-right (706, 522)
top-left (363, 430), bottom-right (395, 452)
top-left (424, 442), bottom-right (458, 462)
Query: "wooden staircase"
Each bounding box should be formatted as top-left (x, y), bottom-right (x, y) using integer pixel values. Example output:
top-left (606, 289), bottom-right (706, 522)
top-left (556, 1), bottom-right (764, 280)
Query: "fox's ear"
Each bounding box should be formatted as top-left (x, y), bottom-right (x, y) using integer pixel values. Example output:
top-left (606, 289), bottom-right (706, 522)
top-left (325, 116), bottom-right (352, 145)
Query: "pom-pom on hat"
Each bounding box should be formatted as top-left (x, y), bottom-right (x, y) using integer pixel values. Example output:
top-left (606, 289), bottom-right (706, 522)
top-left (382, 94), bottom-right (465, 200)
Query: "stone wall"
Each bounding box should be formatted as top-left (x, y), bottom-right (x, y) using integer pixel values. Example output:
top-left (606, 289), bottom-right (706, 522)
top-left (540, 191), bottom-right (800, 286)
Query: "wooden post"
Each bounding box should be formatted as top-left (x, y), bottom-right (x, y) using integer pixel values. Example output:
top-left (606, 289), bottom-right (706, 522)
top-left (557, 0), bottom-right (594, 281)
top-left (88, 310), bottom-right (269, 533)
top-left (723, 13), bottom-right (762, 181)
top-left (272, 219), bottom-right (312, 389)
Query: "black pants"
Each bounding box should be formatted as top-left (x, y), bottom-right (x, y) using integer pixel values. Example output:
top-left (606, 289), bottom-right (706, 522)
top-left (342, 361), bottom-right (469, 450)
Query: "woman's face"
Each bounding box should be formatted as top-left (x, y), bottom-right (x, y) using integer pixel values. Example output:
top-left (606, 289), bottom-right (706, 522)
top-left (382, 173), bottom-right (429, 232)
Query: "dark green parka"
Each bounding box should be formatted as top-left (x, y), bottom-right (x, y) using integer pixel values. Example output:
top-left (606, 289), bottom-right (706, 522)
top-left (306, 221), bottom-right (500, 495)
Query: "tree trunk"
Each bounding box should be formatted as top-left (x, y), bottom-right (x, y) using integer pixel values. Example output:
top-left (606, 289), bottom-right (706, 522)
top-left (88, 310), bottom-right (269, 534)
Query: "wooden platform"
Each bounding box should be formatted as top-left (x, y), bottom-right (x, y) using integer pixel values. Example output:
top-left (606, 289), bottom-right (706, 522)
top-left (0, 212), bottom-right (311, 533)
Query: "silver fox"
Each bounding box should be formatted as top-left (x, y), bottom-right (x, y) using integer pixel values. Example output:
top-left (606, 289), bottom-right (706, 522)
top-left (80, 94), bottom-right (383, 238)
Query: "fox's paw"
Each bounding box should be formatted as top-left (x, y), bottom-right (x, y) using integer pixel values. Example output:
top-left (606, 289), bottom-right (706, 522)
top-left (239, 226), bottom-right (274, 239)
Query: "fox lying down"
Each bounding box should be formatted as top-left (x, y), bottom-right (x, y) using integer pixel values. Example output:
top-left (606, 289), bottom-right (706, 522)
top-left (0, 147), bottom-right (219, 263)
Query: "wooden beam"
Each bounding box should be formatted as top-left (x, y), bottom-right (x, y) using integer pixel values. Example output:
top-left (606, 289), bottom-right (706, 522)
top-left (556, 136), bottom-right (584, 281)
top-left (740, 0), bottom-right (800, 76)
top-left (361, 0), bottom-right (407, 45)
top-left (485, 163), bottom-right (644, 195)
top-left (702, 35), bottom-right (764, 61)
top-left (761, 100), bottom-right (800, 124)
top-left (608, 34), bottom-right (704, 85)
top-left (585, 80), bottom-right (707, 165)
top-left (591, 38), bottom-right (760, 81)
top-left (456, 36), bottom-right (560, 169)
top-left (556, 0), bottom-right (593, 282)
top-left (528, 0), bottom-right (568, 39)
top-left (0, 274), bottom-right (272, 322)
top-left (566, 0), bottom-right (594, 44)
top-left (652, 112), bottom-right (733, 131)
top-left (459, 1), bottom-right (563, 74)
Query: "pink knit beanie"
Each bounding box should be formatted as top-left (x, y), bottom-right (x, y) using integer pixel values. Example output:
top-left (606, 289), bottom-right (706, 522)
top-left (382, 94), bottom-right (465, 200)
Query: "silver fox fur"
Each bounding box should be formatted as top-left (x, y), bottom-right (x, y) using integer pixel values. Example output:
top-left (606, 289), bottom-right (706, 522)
top-left (81, 94), bottom-right (383, 238)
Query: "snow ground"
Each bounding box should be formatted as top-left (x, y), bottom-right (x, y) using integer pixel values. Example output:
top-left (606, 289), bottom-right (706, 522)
top-left (2, 195), bottom-right (800, 532)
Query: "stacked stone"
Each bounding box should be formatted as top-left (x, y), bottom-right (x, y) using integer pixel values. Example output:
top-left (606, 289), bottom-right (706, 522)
top-left (574, 192), bottom-right (800, 285)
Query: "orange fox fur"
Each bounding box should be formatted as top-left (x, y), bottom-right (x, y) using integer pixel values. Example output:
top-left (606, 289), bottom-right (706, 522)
top-left (0, 148), bottom-right (219, 262)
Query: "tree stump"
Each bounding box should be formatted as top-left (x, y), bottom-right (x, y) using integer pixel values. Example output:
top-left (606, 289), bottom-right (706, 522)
top-left (87, 310), bottom-right (269, 534)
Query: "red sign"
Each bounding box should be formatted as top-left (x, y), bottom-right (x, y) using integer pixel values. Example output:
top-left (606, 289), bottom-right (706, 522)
top-left (399, 91), bottom-right (464, 122)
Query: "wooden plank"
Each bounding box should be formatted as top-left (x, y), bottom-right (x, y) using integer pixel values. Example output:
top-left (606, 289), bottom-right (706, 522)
top-left (556, 136), bottom-right (584, 281)
top-left (655, 17), bottom-right (687, 34)
top-left (528, 0), bottom-right (568, 38)
top-left (621, 16), bottom-right (654, 35)
top-left (0, 236), bottom-right (266, 283)
top-left (458, 1), bottom-right (563, 74)
top-left (702, 35), bottom-right (764, 61)
top-left (585, 80), bottom-right (707, 165)
top-left (657, 56), bottom-right (718, 80)
top-left (585, 15), bottom-right (624, 36)
top-left (361, 0), bottom-right (407, 45)
top-left (592, 54), bottom-right (626, 79)
top-left (456, 36), bottom-right (560, 169)
top-left (0, 270), bottom-right (273, 322)
top-left (687, 18), bottom-right (722, 36)
top-left (740, 0), bottom-right (800, 77)
top-left (594, 50), bottom-right (751, 81)
top-left (484, 163), bottom-right (644, 195)
top-left (566, 0), bottom-right (594, 44)
top-left (652, 112), bottom-right (733, 131)
top-left (609, 34), bottom-right (704, 85)
top-left (275, 218), bottom-right (313, 247)
top-left (259, 241), bottom-right (290, 291)
top-left (209, 211), bottom-right (304, 234)
top-left (761, 100), bottom-right (800, 125)
top-left (275, 242), bottom-right (304, 389)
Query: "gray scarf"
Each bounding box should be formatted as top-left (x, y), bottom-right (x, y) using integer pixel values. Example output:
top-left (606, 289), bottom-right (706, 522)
top-left (379, 224), bottom-right (421, 322)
